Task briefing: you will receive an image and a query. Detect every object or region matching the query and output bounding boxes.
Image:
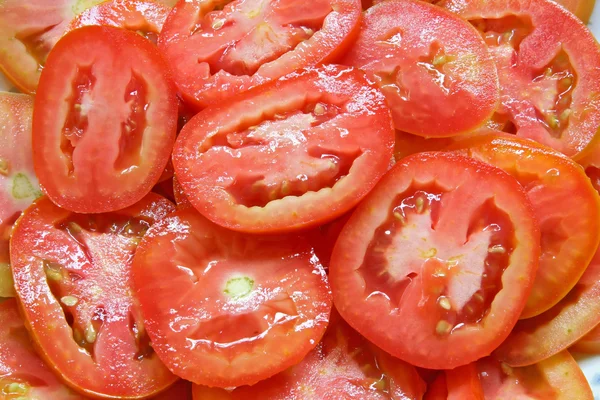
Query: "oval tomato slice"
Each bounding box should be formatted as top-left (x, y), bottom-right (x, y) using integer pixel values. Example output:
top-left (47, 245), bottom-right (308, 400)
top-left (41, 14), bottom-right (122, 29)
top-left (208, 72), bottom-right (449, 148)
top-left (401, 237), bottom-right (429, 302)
top-left (33, 25), bottom-right (177, 214)
top-left (191, 311), bottom-right (426, 399)
top-left (158, 0), bottom-right (361, 109)
top-left (173, 65), bottom-right (394, 233)
top-left (341, 0), bottom-right (499, 137)
top-left (571, 323), bottom-right (600, 354)
top-left (494, 243), bottom-right (600, 366)
top-left (440, 0), bottom-right (600, 158)
top-left (0, 92), bottom-right (42, 298)
top-left (0, 299), bottom-right (87, 399)
top-left (131, 208), bottom-right (332, 387)
top-left (66, 0), bottom-right (171, 44)
top-left (10, 194), bottom-right (177, 398)
top-left (478, 352), bottom-right (593, 399)
top-left (330, 152), bottom-right (540, 369)
top-left (447, 135), bottom-right (600, 318)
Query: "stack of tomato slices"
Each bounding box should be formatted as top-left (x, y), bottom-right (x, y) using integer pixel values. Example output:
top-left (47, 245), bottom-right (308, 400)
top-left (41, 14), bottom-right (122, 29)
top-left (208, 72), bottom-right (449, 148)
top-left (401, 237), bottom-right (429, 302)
top-left (1, 0), bottom-right (600, 398)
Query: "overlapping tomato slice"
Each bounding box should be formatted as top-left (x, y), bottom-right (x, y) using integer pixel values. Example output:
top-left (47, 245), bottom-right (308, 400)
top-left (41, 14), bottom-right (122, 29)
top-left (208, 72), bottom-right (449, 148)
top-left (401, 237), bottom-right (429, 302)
top-left (10, 194), bottom-right (177, 398)
top-left (330, 152), bottom-right (540, 369)
top-left (440, 0), bottom-right (600, 158)
top-left (132, 208), bottom-right (332, 387)
top-left (571, 323), bottom-right (600, 354)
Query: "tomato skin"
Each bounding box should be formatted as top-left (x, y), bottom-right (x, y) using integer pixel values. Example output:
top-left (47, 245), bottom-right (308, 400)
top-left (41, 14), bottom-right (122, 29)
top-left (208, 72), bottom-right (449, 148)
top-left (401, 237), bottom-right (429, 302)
top-left (158, 0), bottom-right (362, 109)
top-left (132, 208), bottom-right (332, 387)
top-left (173, 65), bottom-right (394, 233)
top-left (440, 0), bottom-right (600, 158)
top-left (447, 135), bottom-right (600, 318)
top-left (33, 25), bottom-right (178, 214)
top-left (342, 0), bottom-right (499, 137)
top-left (330, 152), bottom-right (540, 369)
top-left (10, 194), bottom-right (178, 399)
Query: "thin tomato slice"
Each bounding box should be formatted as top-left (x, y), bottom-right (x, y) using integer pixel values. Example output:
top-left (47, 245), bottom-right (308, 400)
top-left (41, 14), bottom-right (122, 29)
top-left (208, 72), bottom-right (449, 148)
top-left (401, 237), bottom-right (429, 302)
top-left (447, 135), bottom-right (600, 318)
top-left (191, 311), bottom-right (426, 400)
top-left (158, 0), bottom-right (361, 109)
top-left (0, 92), bottom-right (41, 298)
top-left (330, 152), bottom-right (540, 369)
top-left (0, 299), bottom-right (86, 399)
top-left (571, 323), bottom-right (600, 354)
top-left (478, 352), bottom-right (593, 399)
top-left (33, 26), bottom-right (177, 213)
top-left (10, 194), bottom-right (177, 398)
top-left (131, 208), bottom-right (332, 387)
top-left (440, 0), bottom-right (600, 158)
top-left (172, 65), bottom-right (394, 233)
top-left (494, 242), bottom-right (600, 366)
top-left (66, 0), bottom-right (171, 44)
top-left (342, 0), bottom-right (499, 137)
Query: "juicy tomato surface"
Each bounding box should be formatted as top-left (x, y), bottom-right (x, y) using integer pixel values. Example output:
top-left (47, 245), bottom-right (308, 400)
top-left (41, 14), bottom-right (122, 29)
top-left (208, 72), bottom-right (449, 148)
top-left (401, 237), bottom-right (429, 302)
top-left (494, 243), bottom-right (600, 366)
top-left (173, 65), bottom-right (394, 233)
top-left (439, 0), bottom-right (600, 158)
top-left (571, 323), bottom-right (600, 354)
top-left (0, 92), bottom-right (41, 298)
top-left (445, 363), bottom-right (484, 400)
top-left (0, 299), bottom-right (86, 399)
top-left (9, 194), bottom-right (178, 398)
top-left (342, 0), bottom-right (499, 137)
top-left (131, 208), bottom-right (332, 387)
top-left (158, 0), bottom-right (362, 109)
top-left (33, 26), bottom-right (177, 214)
top-left (330, 152), bottom-right (540, 369)
top-left (447, 135), bottom-right (600, 318)
top-left (66, 0), bottom-right (171, 44)
top-left (191, 311), bottom-right (426, 400)
top-left (478, 352), bottom-right (593, 399)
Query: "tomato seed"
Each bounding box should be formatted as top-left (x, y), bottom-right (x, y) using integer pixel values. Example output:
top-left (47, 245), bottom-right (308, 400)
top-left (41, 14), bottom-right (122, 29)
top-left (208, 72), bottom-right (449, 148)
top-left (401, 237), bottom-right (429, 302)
top-left (488, 244), bottom-right (506, 254)
top-left (60, 296), bottom-right (78, 307)
top-left (438, 297), bottom-right (452, 310)
top-left (435, 320), bottom-right (453, 335)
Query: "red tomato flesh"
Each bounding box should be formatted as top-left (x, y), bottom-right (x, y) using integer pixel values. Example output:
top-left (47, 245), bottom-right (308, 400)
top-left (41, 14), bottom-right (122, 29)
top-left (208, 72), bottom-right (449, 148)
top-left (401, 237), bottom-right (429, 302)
top-left (330, 152), bottom-right (540, 369)
top-left (571, 323), bottom-right (600, 354)
top-left (342, 0), bottom-right (499, 137)
top-left (158, 0), bottom-right (362, 108)
top-left (173, 65), bottom-right (394, 233)
top-left (33, 25), bottom-right (177, 213)
top-left (10, 194), bottom-right (177, 398)
top-left (132, 208), bottom-right (332, 387)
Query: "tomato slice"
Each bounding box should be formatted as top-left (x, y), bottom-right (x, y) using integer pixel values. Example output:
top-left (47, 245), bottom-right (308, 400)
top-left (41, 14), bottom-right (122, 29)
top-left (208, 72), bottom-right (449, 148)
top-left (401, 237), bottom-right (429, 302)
top-left (478, 352), bottom-right (593, 399)
top-left (191, 311), bottom-right (426, 399)
top-left (342, 0), bottom-right (499, 137)
top-left (66, 0), bottom-right (171, 44)
top-left (425, 374), bottom-right (448, 400)
top-left (494, 242), bottom-right (600, 366)
top-left (172, 65), bottom-right (394, 233)
top-left (10, 194), bottom-right (177, 398)
top-left (158, 0), bottom-right (361, 109)
top-left (153, 380), bottom-right (192, 400)
top-left (447, 135), bottom-right (600, 318)
top-left (0, 92), bottom-right (41, 298)
top-left (554, 0), bottom-right (596, 23)
top-left (33, 26), bottom-right (177, 213)
top-left (571, 323), bottom-right (600, 354)
top-left (330, 152), bottom-right (540, 369)
top-left (172, 177), bottom-right (192, 209)
top-left (310, 212), bottom-right (352, 269)
top-left (440, 0), bottom-right (600, 158)
top-left (0, 299), bottom-right (87, 399)
top-left (131, 207), bottom-right (332, 387)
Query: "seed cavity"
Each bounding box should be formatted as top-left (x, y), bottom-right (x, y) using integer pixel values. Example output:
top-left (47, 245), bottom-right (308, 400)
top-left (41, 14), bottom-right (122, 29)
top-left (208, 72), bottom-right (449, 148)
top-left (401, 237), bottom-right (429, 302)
top-left (4, 382), bottom-right (28, 394)
top-left (435, 320), bottom-right (453, 335)
top-left (60, 296), bottom-right (78, 307)
top-left (314, 103), bottom-right (326, 116)
top-left (43, 260), bottom-right (64, 281)
top-left (224, 276), bottom-right (254, 299)
top-left (12, 173), bottom-right (42, 200)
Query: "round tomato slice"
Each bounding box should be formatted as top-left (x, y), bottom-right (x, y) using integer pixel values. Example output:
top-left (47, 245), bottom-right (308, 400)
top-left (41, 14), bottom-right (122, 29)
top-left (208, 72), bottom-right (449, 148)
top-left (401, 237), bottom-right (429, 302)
top-left (478, 352), bottom-right (593, 399)
top-left (131, 208), bottom-right (332, 387)
top-left (0, 92), bottom-right (41, 298)
top-left (10, 194), bottom-right (177, 398)
top-left (447, 135), bottom-right (600, 318)
top-left (494, 242), bottom-right (600, 366)
top-left (33, 25), bottom-right (177, 214)
top-left (571, 323), bottom-right (600, 354)
top-left (158, 0), bottom-right (361, 109)
top-left (341, 0), bottom-right (499, 137)
top-left (191, 311), bottom-right (426, 399)
top-left (66, 0), bottom-right (171, 44)
top-left (173, 65), bottom-right (394, 233)
top-left (440, 0), bottom-right (600, 158)
top-left (330, 152), bottom-right (540, 369)
top-left (0, 299), bottom-right (87, 399)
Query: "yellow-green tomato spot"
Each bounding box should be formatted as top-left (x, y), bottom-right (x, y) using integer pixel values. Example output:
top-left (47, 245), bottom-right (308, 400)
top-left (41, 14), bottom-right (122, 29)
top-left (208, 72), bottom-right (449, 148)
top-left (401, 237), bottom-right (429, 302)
top-left (12, 173), bottom-right (42, 200)
top-left (224, 276), bottom-right (254, 299)
top-left (3, 382), bottom-right (28, 394)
